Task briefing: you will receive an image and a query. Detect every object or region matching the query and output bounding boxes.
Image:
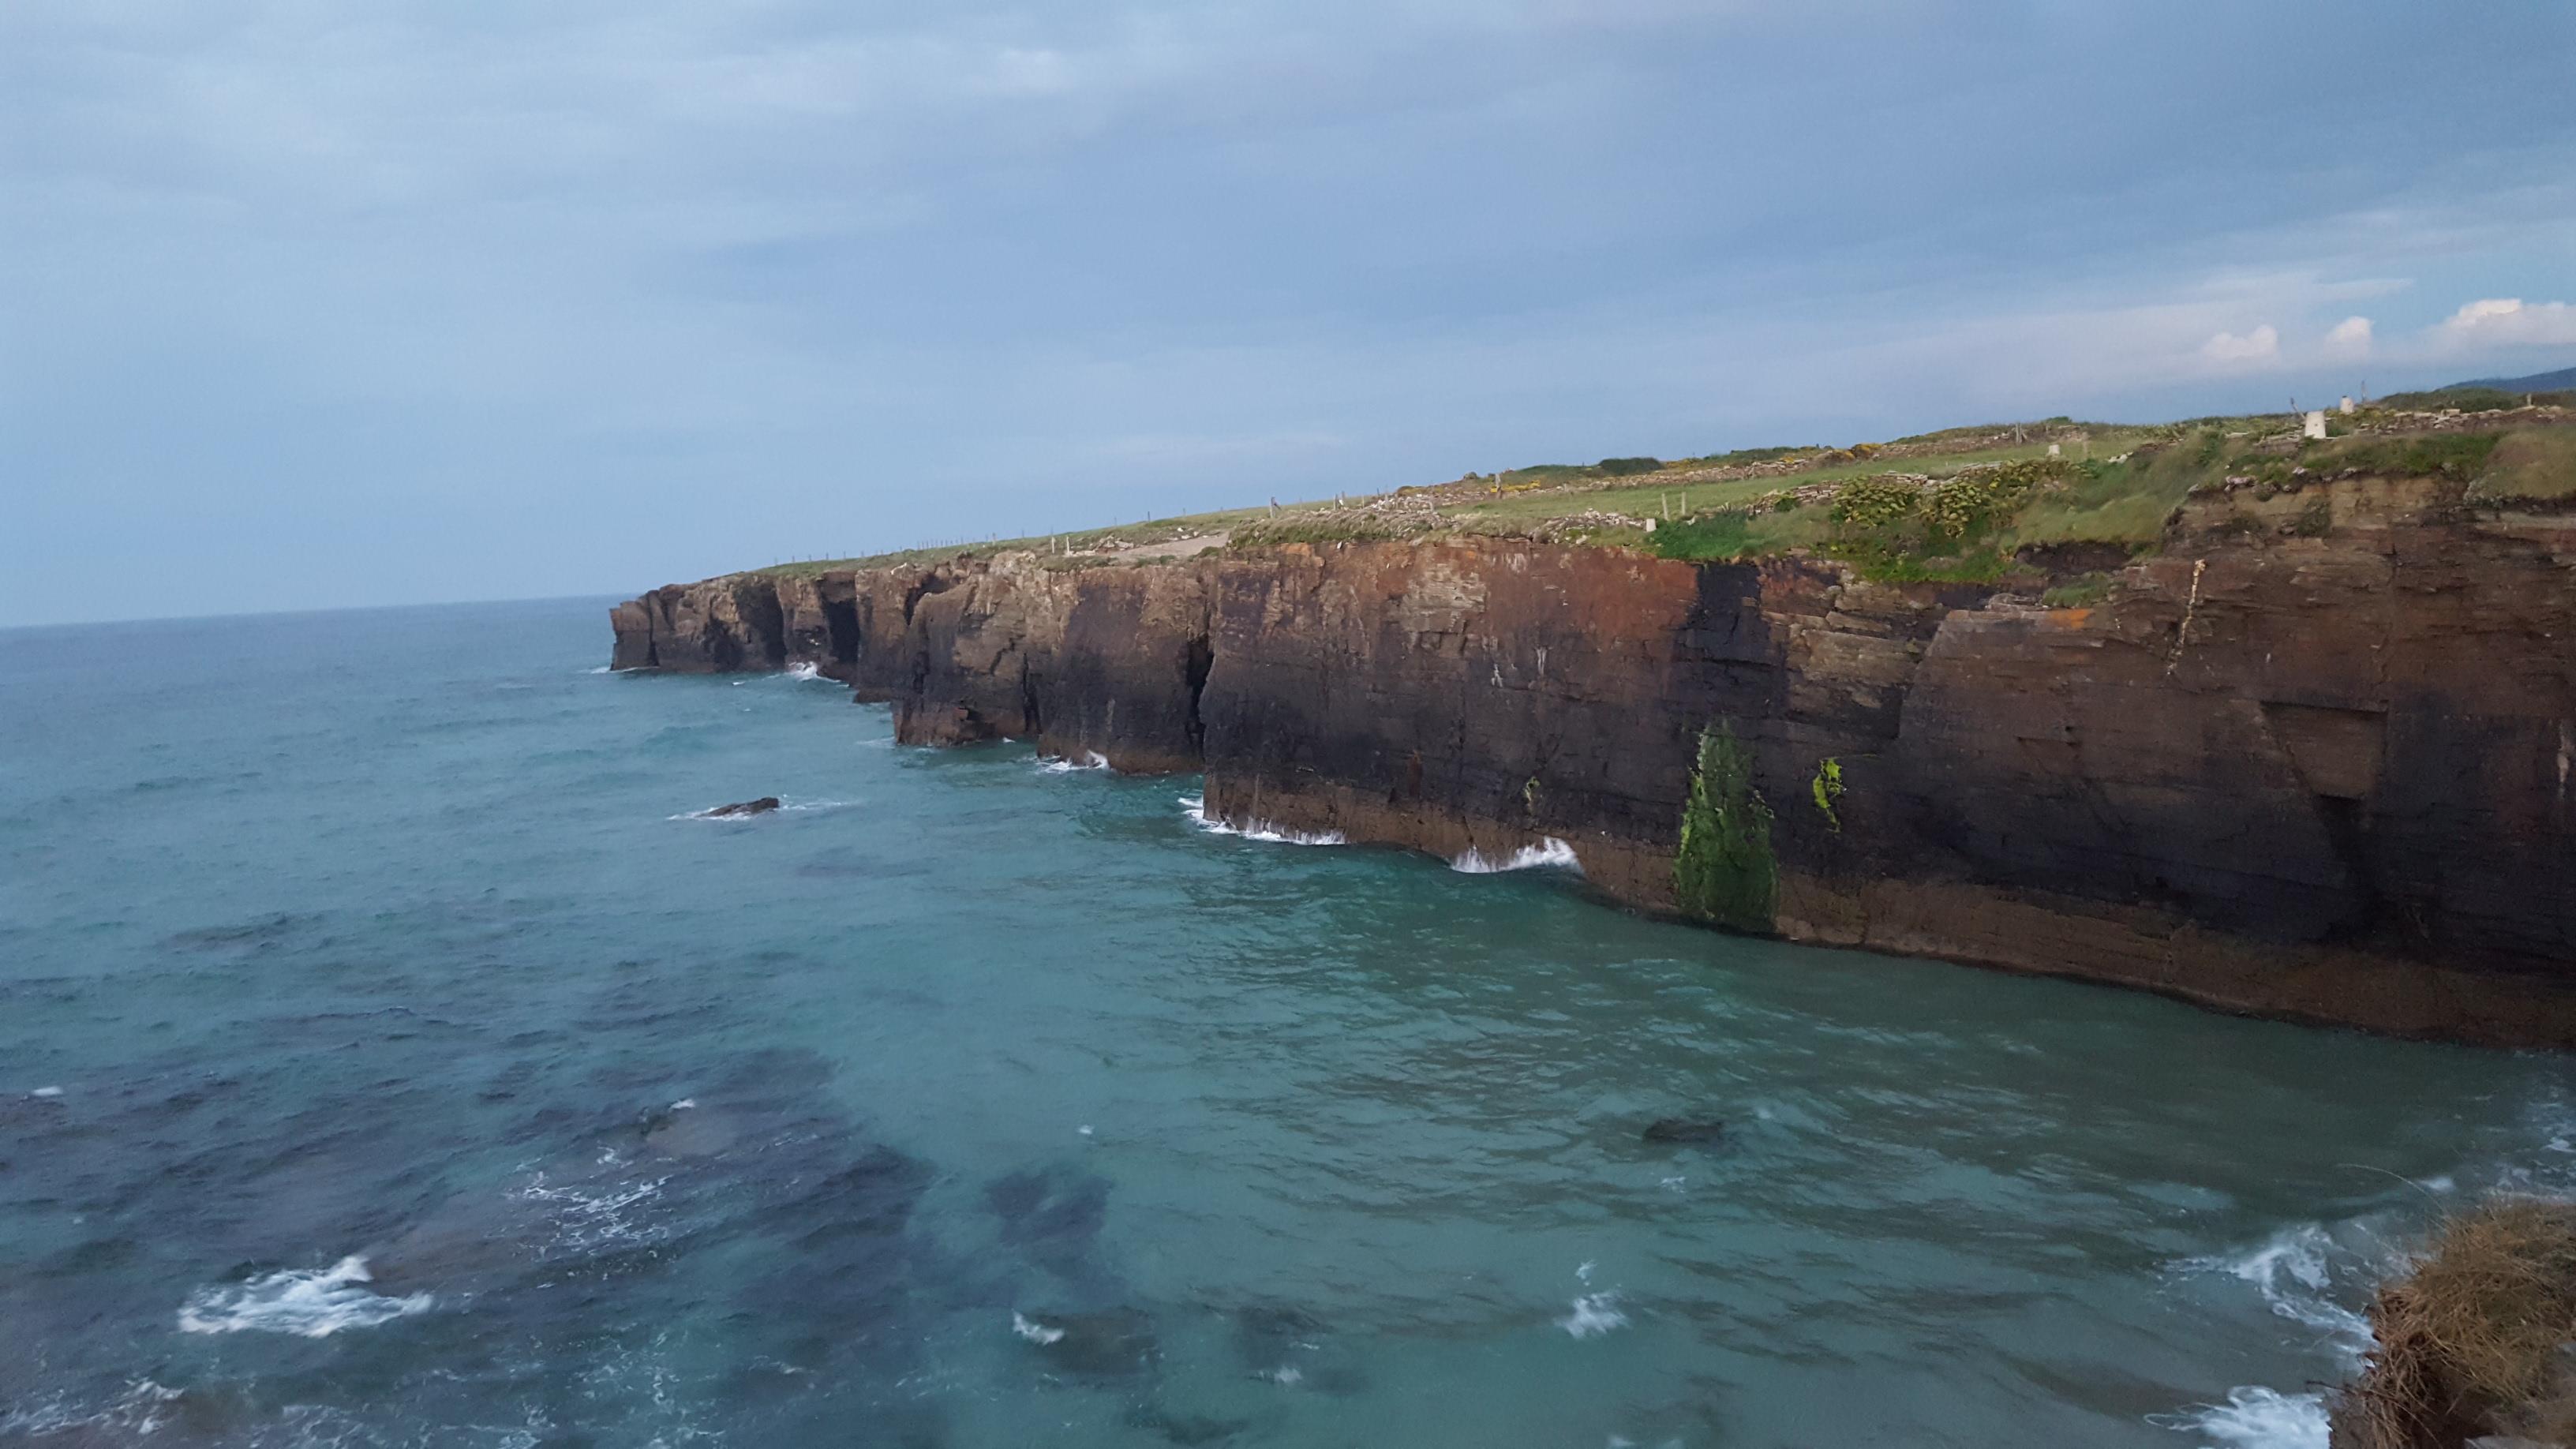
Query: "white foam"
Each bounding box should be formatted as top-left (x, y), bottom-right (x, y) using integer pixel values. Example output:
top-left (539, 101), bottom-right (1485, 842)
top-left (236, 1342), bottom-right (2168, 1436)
top-left (1038, 751), bottom-right (1112, 773)
top-left (1559, 1291), bottom-right (1627, 1339)
top-left (2203, 1225), bottom-right (2373, 1355)
top-left (585, 665), bottom-right (614, 675)
top-left (2154, 1386), bottom-right (2328, 1449)
top-left (1260, 1365), bottom-right (1304, 1386)
top-left (1011, 1312), bottom-right (1065, 1346)
top-left (515, 1171), bottom-right (668, 1250)
top-left (1179, 793), bottom-right (1346, 846)
top-left (1, 1380), bottom-right (184, 1439)
top-left (670, 1098), bottom-right (697, 1110)
top-left (784, 662), bottom-right (826, 682)
top-left (670, 797), bottom-right (856, 822)
top-left (178, 1256), bottom-right (432, 1338)
top-left (1451, 837), bottom-right (1582, 874)
top-left (30, 1086), bottom-right (62, 1099)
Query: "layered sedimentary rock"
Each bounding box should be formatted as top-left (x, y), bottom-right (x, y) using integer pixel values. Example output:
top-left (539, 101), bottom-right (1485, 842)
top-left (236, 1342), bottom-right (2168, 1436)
top-left (613, 479), bottom-right (2576, 1044)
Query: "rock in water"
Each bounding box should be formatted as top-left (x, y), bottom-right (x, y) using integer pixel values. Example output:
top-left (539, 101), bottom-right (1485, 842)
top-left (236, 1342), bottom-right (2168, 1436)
top-left (706, 797), bottom-right (781, 818)
top-left (1642, 1118), bottom-right (1727, 1145)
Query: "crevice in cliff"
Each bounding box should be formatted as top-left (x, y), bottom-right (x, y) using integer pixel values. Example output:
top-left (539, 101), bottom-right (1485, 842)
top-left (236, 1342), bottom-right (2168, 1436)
top-left (1181, 635), bottom-right (1213, 760)
top-left (1020, 661), bottom-right (1046, 738)
top-left (902, 573), bottom-right (950, 625)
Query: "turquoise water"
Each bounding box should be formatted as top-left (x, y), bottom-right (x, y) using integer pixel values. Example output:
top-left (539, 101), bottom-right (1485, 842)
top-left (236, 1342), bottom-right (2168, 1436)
top-left (4, 598), bottom-right (2571, 1448)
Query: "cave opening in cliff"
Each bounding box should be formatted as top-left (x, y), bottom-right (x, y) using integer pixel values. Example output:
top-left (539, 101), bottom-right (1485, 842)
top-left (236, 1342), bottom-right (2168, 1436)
top-left (822, 597), bottom-right (860, 666)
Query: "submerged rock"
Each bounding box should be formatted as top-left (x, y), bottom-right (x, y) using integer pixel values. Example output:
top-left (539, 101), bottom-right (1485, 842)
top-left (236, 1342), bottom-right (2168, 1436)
top-left (1641, 1118), bottom-right (1728, 1145)
top-left (703, 796), bottom-right (781, 818)
top-left (1010, 1307), bottom-right (1158, 1377)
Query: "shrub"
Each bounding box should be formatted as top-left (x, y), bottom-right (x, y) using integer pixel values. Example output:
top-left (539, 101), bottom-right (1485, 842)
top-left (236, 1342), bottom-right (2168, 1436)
top-left (2291, 497), bottom-right (2333, 537)
top-left (1596, 456), bottom-right (1664, 477)
top-left (1830, 474), bottom-right (1923, 528)
top-left (1809, 758), bottom-right (1844, 833)
top-left (2378, 386), bottom-right (2522, 413)
top-left (1673, 723), bottom-right (1775, 932)
top-left (1646, 512), bottom-right (1754, 561)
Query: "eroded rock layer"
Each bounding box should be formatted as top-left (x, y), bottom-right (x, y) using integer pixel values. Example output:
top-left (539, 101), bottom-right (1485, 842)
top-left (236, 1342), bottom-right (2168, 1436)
top-left (613, 482), bottom-right (2576, 1044)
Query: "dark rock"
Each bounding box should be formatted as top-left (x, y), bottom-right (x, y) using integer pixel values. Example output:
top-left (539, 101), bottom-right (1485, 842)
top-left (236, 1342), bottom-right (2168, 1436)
top-left (703, 797), bottom-right (781, 818)
top-left (1642, 1118), bottom-right (1728, 1145)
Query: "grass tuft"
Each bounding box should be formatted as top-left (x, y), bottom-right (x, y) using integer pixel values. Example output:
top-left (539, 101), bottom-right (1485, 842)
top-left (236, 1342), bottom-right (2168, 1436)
top-left (2334, 1198), bottom-right (2576, 1448)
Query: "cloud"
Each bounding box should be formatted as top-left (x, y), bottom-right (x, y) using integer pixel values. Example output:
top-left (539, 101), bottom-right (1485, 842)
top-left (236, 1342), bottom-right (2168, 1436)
top-left (2432, 298), bottom-right (2576, 350)
top-left (2199, 324), bottom-right (2280, 365)
top-left (2323, 315), bottom-right (2372, 356)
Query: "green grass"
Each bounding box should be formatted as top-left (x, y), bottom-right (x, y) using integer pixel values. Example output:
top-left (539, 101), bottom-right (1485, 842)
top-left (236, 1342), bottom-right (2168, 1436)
top-left (2468, 429), bottom-right (2576, 503)
top-left (720, 412), bottom-right (2567, 585)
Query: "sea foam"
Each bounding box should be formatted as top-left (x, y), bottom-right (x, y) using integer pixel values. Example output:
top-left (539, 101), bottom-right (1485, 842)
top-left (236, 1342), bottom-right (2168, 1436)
top-left (1037, 751), bottom-right (1111, 773)
top-left (178, 1256), bottom-right (432, 1338)
top-left (2151, 1225), bottom-right (2375, 1447)
top-left (1179, 794), bottom-right (1346, 846)
top-left (1559, 1291), bottom-right (1627, 1339)
top-left (2155, 1386), bottom-right (2329, 1449)
top-left (1451, 837), bottom-right (1581, 874)
top-left (1011, 1312), bottom-right (1065, 1346)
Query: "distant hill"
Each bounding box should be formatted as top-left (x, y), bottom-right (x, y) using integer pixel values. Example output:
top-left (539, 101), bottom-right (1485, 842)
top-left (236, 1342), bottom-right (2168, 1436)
top-left (2451, 364), bottom-right (2576, 392)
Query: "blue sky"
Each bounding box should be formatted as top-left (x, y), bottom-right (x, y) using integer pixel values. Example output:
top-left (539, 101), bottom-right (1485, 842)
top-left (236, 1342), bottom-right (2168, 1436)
top-left (6, 1), bottom-right (2573, 623)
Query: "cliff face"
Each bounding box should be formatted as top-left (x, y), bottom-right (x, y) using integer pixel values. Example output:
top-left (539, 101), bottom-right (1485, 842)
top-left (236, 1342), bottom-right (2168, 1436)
top-left (612, 481), bottom-right (2576, 1045)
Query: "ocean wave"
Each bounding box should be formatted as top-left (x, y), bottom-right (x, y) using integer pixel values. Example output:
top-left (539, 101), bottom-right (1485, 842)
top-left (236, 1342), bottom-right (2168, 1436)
top-left (1178, 793), bottom-right (1346, 846)
top-left (2195, 1223), bottom-right (2375, 1354)
top-left (1037, 751), bottom-right (1112, 773)
top-left (784, 662), bottom-right (826, 682)
top-left (1011, 1311), bottom-right (1065, 1346)
top-left (1451, 837), bottom-right (1582, 874)
top-left (2151, 1386), bottom-right (2327, 1449)
top-left (2153, 1224), bottom-right (2378, 1447)
top-left (178, 1256), bottom-right (432, 1338)
top-left (1558, 1291), bottom-right (1627, 1339)
top-left (1, 1380), bottom-right (185, 1439)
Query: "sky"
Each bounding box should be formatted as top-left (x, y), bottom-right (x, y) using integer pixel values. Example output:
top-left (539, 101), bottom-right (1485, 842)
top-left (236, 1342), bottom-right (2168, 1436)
top-left (6, 1), bottom-right (2574, 624)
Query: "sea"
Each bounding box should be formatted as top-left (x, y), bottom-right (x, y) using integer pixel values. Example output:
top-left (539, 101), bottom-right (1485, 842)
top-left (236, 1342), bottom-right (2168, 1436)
top-left (3, 597), bottom-right (2570, 1448)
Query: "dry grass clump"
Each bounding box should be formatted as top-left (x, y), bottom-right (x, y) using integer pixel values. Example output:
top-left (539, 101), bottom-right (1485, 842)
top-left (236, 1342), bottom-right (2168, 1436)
top-left (2334, 1198), bottom-right (2576, 1447)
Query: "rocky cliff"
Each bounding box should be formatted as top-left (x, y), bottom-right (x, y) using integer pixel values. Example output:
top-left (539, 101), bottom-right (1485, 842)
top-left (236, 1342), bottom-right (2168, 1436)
top-left (613, 477), bottom-right (2576, 1045)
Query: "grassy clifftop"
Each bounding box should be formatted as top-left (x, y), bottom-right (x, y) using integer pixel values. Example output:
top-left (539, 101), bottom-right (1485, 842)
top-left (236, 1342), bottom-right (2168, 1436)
top-left (747, 394), bottom-right (2574, 582)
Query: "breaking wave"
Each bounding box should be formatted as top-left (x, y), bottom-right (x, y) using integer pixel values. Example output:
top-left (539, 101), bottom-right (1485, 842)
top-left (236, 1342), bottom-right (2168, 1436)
top-left (178, 1256), bottom-right (432, 1338)
top-left (1038, 751), bottom-right (1111, 773)
top-left (1011, 1311), bottom-right (1065, 1346)
top-left (784, 662), bottom-right (826, 682)
top-left (2155, 1386), bottom-right (2328, 1449)
top-left (1179, 793), bottom-right (1346, 846)
top-left (2155, 1224), bottom-right (2378, 1447)
top-left (1559, 1291), bottom-right (1627, 1339)
top-left (1451, 837), bottom-right (1581, 874)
